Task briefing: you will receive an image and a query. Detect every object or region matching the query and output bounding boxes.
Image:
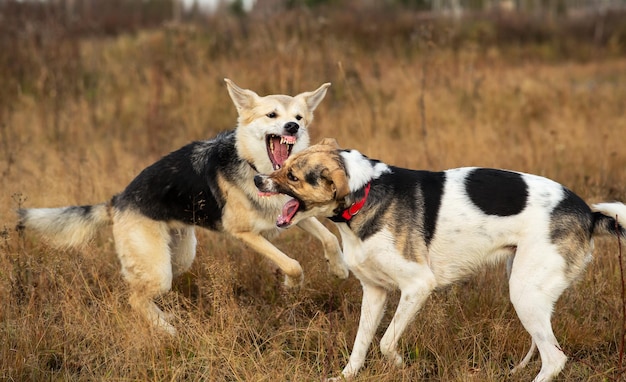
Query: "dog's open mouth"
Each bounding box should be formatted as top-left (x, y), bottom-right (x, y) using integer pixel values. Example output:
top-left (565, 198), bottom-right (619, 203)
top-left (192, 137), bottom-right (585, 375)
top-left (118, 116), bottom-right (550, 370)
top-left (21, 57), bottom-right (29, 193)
top-left (267, 135), bottom-right (296, 170)
top-left (277, 198), bottom-right (301, 228)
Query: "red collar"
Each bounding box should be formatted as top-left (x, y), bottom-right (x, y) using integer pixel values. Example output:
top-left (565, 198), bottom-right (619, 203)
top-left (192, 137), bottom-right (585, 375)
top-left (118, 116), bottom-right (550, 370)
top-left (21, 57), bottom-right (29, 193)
top-left (340, 182), bottom-right (371, 221)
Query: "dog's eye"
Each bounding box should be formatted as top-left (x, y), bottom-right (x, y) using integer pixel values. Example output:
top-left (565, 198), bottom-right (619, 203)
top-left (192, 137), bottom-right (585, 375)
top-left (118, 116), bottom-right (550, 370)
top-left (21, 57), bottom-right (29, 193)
top-left (266, 112), bottom-right (277, 119)
top-left (295, 115), bottom-right (302, 121)
top-left (287, 171), bottom-right (298, 182)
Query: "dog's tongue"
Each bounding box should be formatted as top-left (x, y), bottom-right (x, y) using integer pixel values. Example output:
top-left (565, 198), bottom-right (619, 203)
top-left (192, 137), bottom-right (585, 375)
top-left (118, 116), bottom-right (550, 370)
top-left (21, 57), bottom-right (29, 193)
top-left (270, 135), bottom-right (296, 168)
top-left (277, 198), bottom-right (300, 227)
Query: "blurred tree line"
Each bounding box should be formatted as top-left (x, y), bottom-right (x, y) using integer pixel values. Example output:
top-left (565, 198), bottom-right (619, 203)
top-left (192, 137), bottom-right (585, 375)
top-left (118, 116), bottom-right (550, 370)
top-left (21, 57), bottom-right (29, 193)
top-left (2, 0), bottom-right (625, 30)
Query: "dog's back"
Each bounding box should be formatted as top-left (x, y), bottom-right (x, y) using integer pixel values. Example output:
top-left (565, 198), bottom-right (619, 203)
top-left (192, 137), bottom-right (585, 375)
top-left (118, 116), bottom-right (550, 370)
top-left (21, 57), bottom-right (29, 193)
top-left (17, 131), bottom-right (241, 245)
top-left (113, 130), bottom-right (240, 230)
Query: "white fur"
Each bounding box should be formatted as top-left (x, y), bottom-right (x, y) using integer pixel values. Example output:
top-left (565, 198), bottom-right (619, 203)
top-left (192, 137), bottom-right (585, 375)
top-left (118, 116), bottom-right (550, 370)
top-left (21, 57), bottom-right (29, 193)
top-left (227, 79), bottom-right (329, 175)
top-left (428, 168), bottom-right (565, 284)
top-left (323, 161), bottom-right (622, 382)
top-left (334, 224), bottom-right (438, 379)
top-left (261, 145), bottom-right (625, 381)
top-left (332, 171), bottom-right (571, 381)
top-left (339, 150), bottom-right (390, 191)
top-left (593, 202), bottom-right (626, 226)
top-left (236, 114), bottom-right (311, 175)
top-left (20, 204), bottom-right (109, 248)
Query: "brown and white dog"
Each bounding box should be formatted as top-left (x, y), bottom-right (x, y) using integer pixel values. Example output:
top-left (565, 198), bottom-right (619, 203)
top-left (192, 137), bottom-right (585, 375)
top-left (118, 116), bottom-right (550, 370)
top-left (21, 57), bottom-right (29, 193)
top-left (16, 81), bottom-right (349, 335)
top-left (254, 138), bottom-right (626, 382)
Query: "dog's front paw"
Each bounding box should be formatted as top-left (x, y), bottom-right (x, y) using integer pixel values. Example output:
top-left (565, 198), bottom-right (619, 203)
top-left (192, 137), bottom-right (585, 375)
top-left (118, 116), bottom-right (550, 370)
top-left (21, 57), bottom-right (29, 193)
top-left (325, 368), bottom-right (356, 382)
top-left (328, 259), bottom-right (349, 279)
top-left (325, 373), bottom-right (351, 382)
top-left (152, 316), bottom-right (178, 337)
top-left (280, 259), bottom-right (303, 289)
top-left (381, 345), bottom-right (404, 368)
top-left (284, 272), bottom-right (304, 289)
top-left (390, 352), bottom-right (404, 368)
top-left (324, 242), bottom-right (348, 279)
top-left (389, 352), bottom-right (404, 368)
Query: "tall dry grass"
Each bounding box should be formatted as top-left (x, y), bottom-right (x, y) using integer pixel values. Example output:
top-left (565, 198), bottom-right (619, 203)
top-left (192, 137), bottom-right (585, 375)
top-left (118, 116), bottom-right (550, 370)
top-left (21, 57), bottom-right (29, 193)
top-left (1, 5), bottom-right (626, 381)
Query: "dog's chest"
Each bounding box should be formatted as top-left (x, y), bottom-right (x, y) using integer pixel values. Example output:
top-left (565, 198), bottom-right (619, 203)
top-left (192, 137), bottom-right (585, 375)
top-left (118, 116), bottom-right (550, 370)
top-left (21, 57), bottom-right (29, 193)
top-left (337, 224), bottom-right (421, 290)
top-left (220, 176), bottom-right (291, 235)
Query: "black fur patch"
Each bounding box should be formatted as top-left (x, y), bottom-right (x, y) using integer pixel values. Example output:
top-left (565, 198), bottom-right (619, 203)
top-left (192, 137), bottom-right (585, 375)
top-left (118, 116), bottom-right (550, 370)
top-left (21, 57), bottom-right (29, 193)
top-left (352, 166), bottom-right (445, 246)
top-left (70, 205), bottom-right (92, 216)
top-left (305, 165), bottom-right (326, 187)
top-left (113, 130), bottom-right (240, 230)
top-left (550, 187), bottom-right (592, 243)
top-left (349, 179), bottom-right (382, 239)
top-left (593, 212), bottom-right (626, 238)
top-left (420, 171), bottom-right (446, 245)
top-left (465, 168), bottom-right (528, 216)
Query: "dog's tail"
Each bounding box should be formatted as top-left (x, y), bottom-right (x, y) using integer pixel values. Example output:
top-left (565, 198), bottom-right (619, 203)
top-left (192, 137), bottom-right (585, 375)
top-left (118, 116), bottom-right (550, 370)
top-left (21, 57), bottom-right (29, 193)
top-left (16, 203), bottom-right (111, 248)
top-left (591, 202), bottom-right (626, 240)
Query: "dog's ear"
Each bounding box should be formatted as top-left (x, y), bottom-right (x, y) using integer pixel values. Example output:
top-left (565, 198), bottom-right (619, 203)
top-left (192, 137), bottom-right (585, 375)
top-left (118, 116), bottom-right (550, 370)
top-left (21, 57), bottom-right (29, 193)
top-left (317, 138), bottom-right (340, 149)
top-left (224, 78), bottom-right (259, 112)
top-left (298, 83), bottom-right (331, 112)
top-left (322, 167), bottom-right (350, 201)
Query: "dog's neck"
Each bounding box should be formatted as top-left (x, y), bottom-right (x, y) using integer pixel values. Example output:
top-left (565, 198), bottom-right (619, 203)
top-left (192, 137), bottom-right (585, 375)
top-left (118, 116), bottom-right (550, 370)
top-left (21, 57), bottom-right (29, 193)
top-left (330, 182), bottom-right (371, 223)
top-left (329, 150), bottom-right (390, 223)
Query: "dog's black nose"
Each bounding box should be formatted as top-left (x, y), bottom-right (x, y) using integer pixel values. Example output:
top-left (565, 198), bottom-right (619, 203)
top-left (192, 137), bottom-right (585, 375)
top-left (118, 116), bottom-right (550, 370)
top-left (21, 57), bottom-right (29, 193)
top-left (284, 122), bottom-right (299, 134)
top-left (254, 175), bottom-right (264, 189)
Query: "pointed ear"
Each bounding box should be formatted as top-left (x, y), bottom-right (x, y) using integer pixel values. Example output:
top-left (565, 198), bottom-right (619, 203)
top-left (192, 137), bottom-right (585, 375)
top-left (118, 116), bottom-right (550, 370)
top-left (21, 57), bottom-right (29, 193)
top-left (224, 78), bottom-right (259, 112)
top-left (322, 167), bottom-right (350, 200)
top-left (298, 82), bottom-right (331, 112)
top-left (317, 138), bottom-right (340, 149)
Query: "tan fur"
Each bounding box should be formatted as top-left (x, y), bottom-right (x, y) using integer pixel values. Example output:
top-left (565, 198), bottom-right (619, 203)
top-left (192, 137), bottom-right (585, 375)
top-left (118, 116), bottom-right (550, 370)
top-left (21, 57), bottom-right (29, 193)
top-left (383, 206), bottom-right (429, 264)
top-left (272, 145), bottom-right (350, 208)
top-left (113, 209), bottom-right (181, 335)
top-left (18, 81), bottom-right (348, 336)
top-left (217, 171), bottom-right (304, 284)
top-left (17, 203), bottom-right (111, 248)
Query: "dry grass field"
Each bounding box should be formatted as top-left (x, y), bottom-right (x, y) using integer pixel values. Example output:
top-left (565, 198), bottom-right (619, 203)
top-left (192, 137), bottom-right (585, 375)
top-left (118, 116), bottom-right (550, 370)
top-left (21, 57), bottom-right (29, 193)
top-left (1, 5), bottom-right (626, 381)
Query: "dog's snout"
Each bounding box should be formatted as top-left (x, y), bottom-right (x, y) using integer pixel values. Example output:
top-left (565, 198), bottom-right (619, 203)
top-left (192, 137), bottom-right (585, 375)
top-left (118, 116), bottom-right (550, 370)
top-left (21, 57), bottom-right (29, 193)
top-left (284, 122), bottom-right (299, 134)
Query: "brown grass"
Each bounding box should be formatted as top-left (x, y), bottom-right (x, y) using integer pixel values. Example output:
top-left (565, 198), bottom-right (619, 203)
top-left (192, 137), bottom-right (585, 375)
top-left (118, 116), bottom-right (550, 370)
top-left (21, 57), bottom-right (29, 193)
top-left (1, 7), bottom-right (626, 381)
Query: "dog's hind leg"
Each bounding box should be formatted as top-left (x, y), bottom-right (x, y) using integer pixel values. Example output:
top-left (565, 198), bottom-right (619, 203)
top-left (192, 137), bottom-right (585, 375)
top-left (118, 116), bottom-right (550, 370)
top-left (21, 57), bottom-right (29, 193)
top-left (113, 210), bottom-right (176, 335)
top-left (170, 226), bottom-right (197, 278)
top-left (297, 217), bottom-right (348, 279)
top-left (508, 245), bottom-right (571, 382)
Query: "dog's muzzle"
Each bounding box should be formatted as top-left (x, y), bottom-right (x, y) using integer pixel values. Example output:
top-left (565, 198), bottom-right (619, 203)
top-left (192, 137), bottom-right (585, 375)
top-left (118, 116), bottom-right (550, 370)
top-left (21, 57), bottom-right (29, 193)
top-left (284, 122), bottom-right (299, 134)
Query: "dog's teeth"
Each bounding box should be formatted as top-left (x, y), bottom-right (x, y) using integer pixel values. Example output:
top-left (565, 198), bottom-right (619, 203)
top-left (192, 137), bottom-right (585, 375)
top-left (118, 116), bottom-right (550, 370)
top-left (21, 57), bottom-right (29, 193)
top-left (280, 137), bottom-right (285, 144)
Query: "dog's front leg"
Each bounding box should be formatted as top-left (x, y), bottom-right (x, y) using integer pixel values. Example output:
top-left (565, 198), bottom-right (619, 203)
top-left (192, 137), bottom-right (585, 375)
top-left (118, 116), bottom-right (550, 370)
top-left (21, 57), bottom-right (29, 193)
top-left (328, 283), bottom-right (388, 381)
top-left (297, 217), bottom-right (349, 279)
top-left (232, 231), bottom-right (304, 288)
top-left (378, 268), bottom-right (436, 368)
